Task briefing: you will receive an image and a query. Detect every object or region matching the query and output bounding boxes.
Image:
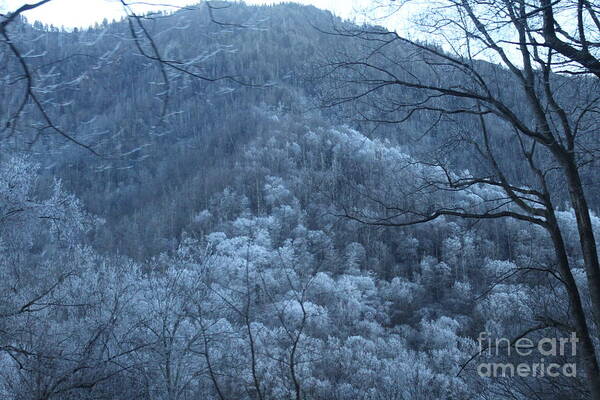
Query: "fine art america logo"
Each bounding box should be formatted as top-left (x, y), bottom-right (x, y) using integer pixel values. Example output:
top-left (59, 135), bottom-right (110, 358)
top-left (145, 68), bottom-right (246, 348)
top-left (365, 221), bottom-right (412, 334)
top-left (477, 332), bottom-right (578, 378)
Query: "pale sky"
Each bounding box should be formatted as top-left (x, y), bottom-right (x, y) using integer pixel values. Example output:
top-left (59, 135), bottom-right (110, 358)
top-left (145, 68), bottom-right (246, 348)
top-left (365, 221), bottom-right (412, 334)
top-left (1, 0), bottom-right (382, 29)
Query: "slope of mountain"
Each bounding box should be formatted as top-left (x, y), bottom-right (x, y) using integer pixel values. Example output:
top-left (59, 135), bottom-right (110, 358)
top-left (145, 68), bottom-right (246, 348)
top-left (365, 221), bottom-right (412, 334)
top-left (3, 2), bottom-right (597, 259)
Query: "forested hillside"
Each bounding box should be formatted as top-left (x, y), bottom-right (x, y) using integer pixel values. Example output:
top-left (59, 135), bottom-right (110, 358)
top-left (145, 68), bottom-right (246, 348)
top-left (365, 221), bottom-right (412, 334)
top-left (1, 1), bottom-right (600, 399)
top-left (3, 3), bottom-right (345, 258)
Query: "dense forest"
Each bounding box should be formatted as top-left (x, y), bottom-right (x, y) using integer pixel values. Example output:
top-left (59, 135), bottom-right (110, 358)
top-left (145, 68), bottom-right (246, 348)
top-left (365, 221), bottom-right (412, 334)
top-left (1, 1), bottom-right (600, 399)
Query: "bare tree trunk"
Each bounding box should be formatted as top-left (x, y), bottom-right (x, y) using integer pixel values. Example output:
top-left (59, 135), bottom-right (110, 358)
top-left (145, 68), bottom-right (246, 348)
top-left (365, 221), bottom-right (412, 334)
top-left (202, 330), bottom-right (226, 400)
top-left (560, 158), bottom-right (600, 331)
top-left (547, 210), bottom-right (600, 400)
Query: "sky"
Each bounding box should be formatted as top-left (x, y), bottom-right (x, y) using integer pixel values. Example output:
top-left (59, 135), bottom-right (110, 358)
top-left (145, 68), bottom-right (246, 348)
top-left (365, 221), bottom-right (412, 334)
top-left (0, 0), bottom-right (383, 29)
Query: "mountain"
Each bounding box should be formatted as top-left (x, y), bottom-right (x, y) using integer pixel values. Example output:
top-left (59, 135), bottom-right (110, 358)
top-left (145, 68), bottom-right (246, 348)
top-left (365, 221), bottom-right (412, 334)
top-left (4, 2), bottom-right (598, 259)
